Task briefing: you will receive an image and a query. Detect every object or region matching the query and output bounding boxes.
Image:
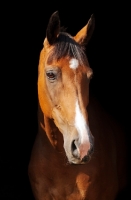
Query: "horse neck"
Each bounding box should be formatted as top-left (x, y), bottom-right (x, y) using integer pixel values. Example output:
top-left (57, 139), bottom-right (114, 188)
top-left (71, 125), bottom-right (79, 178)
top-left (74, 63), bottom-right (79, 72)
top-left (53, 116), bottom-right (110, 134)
top-left (38, 103), bottom-right (64, 152)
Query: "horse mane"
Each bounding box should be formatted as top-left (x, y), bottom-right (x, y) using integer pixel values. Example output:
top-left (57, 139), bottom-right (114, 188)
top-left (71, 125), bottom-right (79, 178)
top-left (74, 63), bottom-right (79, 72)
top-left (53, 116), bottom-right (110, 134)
top-left (47, 31), bottom-right (88, 66)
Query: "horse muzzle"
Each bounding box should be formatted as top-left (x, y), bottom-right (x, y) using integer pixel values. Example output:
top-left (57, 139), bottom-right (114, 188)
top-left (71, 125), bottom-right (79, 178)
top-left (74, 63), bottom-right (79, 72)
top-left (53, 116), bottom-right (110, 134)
top-left (64, 133), bottom-right (94, 164)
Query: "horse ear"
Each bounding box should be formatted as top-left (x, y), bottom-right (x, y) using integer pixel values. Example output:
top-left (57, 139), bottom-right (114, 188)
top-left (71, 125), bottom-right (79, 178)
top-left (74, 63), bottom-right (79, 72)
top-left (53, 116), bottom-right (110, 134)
top-left (46, 11), bottom-right (60, 45)
top-left (74, 14), bottom-right (95, 46)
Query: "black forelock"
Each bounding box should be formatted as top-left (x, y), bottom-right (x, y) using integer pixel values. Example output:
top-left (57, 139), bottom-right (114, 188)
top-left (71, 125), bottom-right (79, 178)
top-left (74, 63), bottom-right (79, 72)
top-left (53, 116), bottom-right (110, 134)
top-left (47, 32), bottom-right (88, 66)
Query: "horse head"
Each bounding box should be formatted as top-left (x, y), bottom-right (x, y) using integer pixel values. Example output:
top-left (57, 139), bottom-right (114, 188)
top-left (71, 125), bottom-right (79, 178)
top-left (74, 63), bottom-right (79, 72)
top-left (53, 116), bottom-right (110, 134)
top-left (38, 11), bottom-right (95, 164)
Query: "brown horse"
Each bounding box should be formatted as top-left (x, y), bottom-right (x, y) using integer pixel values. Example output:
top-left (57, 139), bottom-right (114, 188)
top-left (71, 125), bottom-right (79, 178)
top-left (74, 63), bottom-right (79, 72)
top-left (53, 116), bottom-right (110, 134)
top-left (28, 11), bottom-right (128, 200)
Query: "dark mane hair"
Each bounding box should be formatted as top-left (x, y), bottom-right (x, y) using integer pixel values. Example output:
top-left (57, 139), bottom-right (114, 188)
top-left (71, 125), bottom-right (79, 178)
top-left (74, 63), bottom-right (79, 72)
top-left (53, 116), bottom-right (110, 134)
top-left (47, 32), bottom-right (88, 66)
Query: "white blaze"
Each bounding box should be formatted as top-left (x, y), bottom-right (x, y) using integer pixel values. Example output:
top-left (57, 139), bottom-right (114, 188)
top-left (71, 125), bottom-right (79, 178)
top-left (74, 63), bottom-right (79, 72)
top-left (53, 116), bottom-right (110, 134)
top-left (69, 58), bottom-right (79, 69)
top-left (75, 100), bottom-right (90, 159)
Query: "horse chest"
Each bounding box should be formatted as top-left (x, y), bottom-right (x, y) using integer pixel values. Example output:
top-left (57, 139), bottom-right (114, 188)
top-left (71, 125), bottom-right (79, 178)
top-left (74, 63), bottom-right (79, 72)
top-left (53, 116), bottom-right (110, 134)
top-left (29, 145), bottom-right (93, 199)
top-left (29, 149), bottom-right (118, 200)
top-left (41, 169), bottom-right (91, 200)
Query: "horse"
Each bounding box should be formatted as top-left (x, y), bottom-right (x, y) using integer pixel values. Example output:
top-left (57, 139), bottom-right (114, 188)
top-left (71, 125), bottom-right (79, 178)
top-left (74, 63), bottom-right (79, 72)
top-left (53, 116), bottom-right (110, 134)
top-left (28, 11), bottom-right (128, 200)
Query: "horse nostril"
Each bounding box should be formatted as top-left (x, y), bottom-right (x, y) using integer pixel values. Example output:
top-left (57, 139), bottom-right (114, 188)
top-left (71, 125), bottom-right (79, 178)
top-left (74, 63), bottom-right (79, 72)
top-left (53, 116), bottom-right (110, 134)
top-left (82, 155), bottom-right (89, 162)
top-left (71, 140), bottom-right (79, 158)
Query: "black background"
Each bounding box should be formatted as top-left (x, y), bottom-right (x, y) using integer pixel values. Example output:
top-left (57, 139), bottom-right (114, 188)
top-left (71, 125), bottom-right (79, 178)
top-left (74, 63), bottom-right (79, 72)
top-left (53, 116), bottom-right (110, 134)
top-left (0, 1), bottom-right (130, 200)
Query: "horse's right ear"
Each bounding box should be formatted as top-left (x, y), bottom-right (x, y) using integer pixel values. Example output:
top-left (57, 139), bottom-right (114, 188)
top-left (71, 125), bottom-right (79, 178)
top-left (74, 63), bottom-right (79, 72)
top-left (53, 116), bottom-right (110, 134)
top-left (46, 11), bottom-right (60, 45)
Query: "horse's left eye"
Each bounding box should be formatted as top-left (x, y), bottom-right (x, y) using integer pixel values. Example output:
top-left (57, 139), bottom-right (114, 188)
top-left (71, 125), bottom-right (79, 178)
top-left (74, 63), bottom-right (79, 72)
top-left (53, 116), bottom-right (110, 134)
top-left (46, 71), bottom-right (56, 80)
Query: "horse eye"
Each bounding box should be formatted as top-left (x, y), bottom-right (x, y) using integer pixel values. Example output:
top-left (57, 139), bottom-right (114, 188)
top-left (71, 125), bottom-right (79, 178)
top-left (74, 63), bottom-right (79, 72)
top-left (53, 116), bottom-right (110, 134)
top-left (46, 71), bottom-right (56, 80)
